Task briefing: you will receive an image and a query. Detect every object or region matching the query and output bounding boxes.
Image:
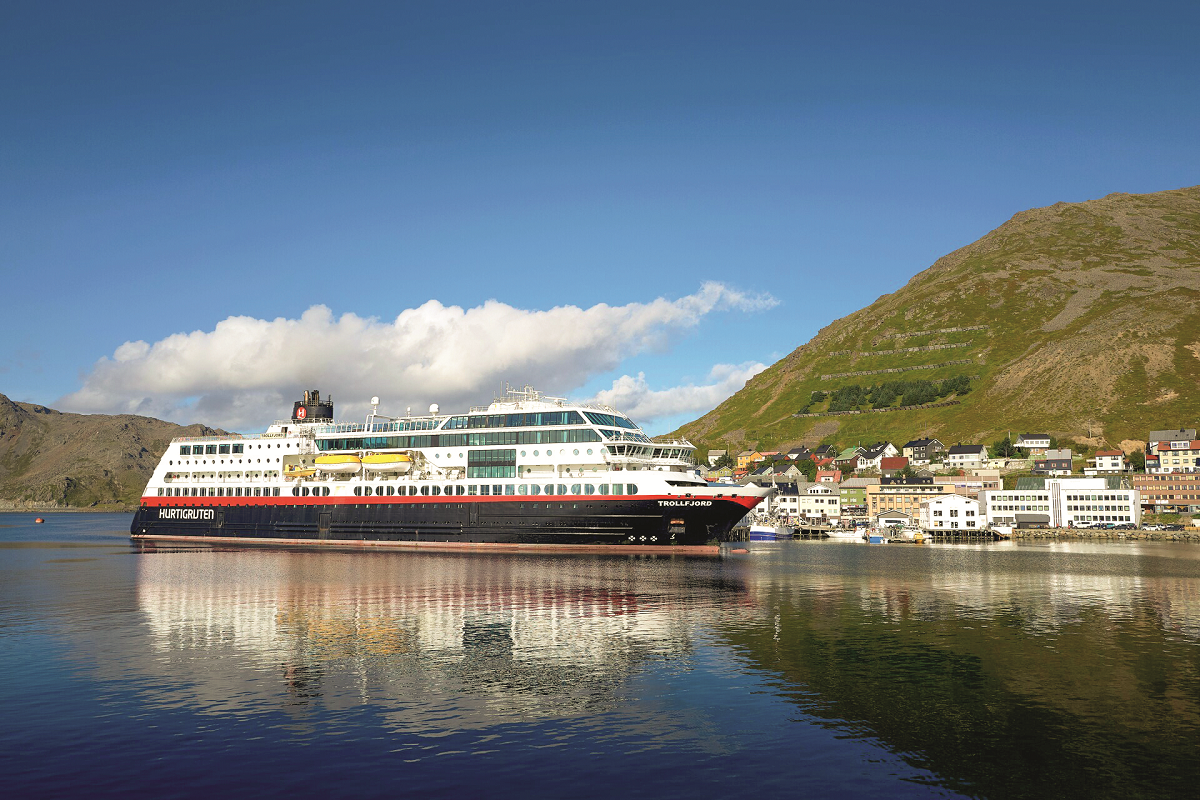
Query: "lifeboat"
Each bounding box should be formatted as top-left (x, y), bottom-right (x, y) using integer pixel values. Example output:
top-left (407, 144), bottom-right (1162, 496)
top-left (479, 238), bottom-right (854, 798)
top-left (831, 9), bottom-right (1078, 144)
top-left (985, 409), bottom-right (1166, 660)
top-left (284, 463), bottom-right (317, 479)
top-left (315, 454), bottom-right (362, 474)
top-left (362, 453), bottom-right (413, 473)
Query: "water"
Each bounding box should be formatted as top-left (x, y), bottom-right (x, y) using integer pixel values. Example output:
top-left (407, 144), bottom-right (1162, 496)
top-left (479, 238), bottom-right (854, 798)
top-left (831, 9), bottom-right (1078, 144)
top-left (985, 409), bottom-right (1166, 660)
top-left (2, 514), bottom-right (1198, 799)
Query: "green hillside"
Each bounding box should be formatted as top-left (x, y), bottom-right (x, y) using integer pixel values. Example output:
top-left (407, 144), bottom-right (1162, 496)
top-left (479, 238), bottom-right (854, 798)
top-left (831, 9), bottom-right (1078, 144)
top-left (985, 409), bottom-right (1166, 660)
top-left (677, 186), bottom-right (1200, 456)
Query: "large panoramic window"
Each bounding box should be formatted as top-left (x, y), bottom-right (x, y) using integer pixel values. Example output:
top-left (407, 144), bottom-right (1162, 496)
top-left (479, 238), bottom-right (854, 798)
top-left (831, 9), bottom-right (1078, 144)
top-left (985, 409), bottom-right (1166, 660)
top-left (467, 449), bottom-right (516, 479)
top-left (443, 411), bottom-right (586, 430)
top-left (583, 412), bottom-right (638, 429)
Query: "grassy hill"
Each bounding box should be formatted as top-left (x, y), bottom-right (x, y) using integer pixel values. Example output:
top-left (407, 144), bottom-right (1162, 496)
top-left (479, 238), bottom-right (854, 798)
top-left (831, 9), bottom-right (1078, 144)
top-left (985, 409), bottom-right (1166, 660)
top-left (676, 186), bottom-right (1200, 456)
top-left (0, 393), bottom-right (223, 509)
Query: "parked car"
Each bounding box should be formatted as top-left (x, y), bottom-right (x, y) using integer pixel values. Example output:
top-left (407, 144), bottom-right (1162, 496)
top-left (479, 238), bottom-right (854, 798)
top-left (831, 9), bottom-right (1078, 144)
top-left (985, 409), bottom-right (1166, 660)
top-left (1114, 523), bottom-right (1135, 529)
top-left (1143, 524), bottom-right (1162, 531)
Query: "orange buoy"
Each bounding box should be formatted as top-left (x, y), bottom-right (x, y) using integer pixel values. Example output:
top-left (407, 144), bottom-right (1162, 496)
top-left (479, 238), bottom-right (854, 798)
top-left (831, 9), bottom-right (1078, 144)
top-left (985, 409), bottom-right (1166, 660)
top-left (35, 517), bottom-right (45, 524)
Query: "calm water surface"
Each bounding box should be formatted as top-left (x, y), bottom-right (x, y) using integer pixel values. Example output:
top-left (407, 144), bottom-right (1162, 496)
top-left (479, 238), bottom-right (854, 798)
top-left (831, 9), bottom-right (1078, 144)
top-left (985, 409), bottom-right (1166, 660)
top-left (2, 513), bottom-right (1198, 799)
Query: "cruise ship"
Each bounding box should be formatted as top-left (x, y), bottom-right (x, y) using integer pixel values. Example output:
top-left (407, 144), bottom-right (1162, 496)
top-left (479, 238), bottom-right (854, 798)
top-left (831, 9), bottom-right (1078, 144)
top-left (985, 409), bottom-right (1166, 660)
top-left (131, 387), bottom-right (770, 553)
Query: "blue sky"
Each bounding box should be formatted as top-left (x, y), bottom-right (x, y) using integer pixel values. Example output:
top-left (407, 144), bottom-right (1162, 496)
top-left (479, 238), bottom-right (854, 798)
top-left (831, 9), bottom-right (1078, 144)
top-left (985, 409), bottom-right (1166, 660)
top-left (2, 1), bottom-right (1197, 433)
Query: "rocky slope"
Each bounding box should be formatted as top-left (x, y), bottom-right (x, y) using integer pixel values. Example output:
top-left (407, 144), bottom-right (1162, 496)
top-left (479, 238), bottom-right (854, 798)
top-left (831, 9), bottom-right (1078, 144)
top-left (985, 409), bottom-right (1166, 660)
top-left (0, 393), bottom-right (223, 509)
top-left (676, 185), bottom-right (1200, 455)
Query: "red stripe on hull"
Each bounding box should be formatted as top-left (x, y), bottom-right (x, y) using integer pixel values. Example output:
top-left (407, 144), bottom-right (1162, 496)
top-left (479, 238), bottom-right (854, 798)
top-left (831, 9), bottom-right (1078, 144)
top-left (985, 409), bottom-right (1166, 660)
top-left (139, 493), bottom-right (763, 508)
top-left (132, 533), bottom-right (719, 556)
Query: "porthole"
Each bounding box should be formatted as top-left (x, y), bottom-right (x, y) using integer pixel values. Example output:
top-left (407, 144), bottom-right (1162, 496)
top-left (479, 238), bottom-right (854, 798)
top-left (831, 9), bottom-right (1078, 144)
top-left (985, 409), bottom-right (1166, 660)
top-left (587, 449), bottom-right (593, 455)
top-left (521, 451), bottom-right (526, 457)
top-left (547, 450), bottom-right (553, 456)
top-left (533, 450), bottom-right (539, 457)
top-left (573, 449), bottom-right (579, 456)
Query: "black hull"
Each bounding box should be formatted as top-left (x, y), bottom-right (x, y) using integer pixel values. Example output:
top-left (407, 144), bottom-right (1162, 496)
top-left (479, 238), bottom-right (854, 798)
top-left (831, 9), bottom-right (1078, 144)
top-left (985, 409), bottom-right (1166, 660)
top-left (130, 495), bottom-right (754, 552)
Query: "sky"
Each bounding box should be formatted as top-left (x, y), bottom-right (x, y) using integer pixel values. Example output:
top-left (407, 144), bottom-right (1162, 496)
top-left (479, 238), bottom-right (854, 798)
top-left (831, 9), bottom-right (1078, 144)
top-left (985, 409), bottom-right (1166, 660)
top-left (2, 1), bottom-right (1198, 434)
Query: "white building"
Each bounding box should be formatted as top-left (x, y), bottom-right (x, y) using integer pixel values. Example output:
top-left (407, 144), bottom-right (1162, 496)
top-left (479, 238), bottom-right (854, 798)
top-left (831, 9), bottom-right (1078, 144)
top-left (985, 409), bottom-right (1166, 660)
top-left (919, 494), bottom-right (982, 531)
top-left (796, 482), bottom-right (841, 521)
top-left (856, 443), bottom-right (899, 472)
top-left (770, 484), bottom-right (801, 520)
top-left (946, 445), bottom-right (988, 470)
top-left (1084, 450), bottom-right (1127, 476)
top-left (979, 477), bottom-right (1140, 528)
top-left (1016, 434), bottom-right (1051, 454)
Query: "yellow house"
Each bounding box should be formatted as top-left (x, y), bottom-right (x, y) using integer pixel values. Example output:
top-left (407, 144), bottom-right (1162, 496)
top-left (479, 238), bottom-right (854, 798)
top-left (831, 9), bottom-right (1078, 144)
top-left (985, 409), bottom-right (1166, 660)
top-left (736, 450), bottom-right (755, 470)
top-left (866, 478), bottom-right (955, 521)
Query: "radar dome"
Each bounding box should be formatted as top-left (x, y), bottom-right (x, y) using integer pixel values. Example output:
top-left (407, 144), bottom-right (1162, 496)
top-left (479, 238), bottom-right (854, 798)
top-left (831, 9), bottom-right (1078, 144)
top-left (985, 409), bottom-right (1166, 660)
top-left (429, 403), bottom-right (439, 415)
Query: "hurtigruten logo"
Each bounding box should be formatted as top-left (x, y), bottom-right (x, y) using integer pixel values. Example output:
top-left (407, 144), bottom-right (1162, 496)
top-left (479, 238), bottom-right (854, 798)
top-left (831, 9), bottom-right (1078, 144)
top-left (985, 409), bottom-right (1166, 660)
top-left (158, 508), bottom-right (215, 520)
top-left (658, 500), bottom-right (712, 507)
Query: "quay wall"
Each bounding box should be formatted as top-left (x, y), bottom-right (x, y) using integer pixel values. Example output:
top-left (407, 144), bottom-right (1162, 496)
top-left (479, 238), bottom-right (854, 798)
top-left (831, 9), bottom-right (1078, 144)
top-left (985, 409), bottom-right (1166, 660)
top-left (1010, 528), bottom-right (1200, 543)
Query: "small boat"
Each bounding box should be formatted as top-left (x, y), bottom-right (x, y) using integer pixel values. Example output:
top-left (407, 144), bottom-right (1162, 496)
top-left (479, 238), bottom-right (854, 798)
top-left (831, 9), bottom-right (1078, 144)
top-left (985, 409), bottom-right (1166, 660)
top-left (748, 523), bottom-right (791, 541)
top-left (825, 528), bottom-right (862, 541)
top-left (361, 453), bottom-right (413, 473)
top-left (315, 454), bottom-right (362, 474)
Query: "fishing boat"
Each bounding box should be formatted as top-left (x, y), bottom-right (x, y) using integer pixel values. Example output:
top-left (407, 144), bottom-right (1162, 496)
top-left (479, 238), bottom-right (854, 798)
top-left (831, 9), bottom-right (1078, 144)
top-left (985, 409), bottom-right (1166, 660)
top-left (748, 522), bottom-right (792, 541)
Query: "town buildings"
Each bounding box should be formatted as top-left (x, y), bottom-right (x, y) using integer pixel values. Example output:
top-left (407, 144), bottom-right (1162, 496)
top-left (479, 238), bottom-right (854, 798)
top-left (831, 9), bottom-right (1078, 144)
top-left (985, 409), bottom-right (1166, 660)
top-left (946, 444), bottom-right (988, 469)
top-left (1148, 437), bottom-right (1200, 474)
top-left (796, 482), bottom-right (841, 522)
top-left (979, 477), bottom-right (1140, 529)
top-left (901, 437), bottom-right (944, 465)
top-left (933, 469), bottom-right (1001, 497)
top-left (1132, 473), bottom-right (1200, 514)
top-left (919, 494), bottom-right (983, 532)
top-left (1085, 450), bottom-right (1127, 475)
top-left (1015, 434), bottom-right (1051, 455)
top-left (1033, 449), bottom-right (1073, 476)
top-left (839, 477), bottom-right (878, 521)
top-left (866, 477), bottom-right (953, 521)
top-left (856, 442), bottom-right (899, 472)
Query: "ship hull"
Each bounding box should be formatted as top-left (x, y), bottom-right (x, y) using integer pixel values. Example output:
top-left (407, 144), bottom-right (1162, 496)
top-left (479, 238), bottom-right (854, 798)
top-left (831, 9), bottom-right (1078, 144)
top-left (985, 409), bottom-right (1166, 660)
top-left (130, 494), bottom-right (757, 553)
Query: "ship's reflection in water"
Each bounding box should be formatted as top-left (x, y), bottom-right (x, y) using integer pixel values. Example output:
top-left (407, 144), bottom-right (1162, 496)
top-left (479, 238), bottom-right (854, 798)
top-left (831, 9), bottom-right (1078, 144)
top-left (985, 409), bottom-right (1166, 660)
top-left (135, 547), bottom-right (746, 726)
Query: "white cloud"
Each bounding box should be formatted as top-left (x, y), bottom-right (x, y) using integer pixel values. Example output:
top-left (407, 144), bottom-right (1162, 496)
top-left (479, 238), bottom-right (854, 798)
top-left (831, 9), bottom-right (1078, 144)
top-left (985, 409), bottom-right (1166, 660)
top-left (58, 283), bottom-right (775, 431)
top-left (587, 362), bottom-right (767, 429)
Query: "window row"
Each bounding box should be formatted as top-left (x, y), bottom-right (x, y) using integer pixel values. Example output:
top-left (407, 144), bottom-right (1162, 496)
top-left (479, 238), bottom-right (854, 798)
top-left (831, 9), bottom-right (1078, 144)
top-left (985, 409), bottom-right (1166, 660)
top-left (351, 483), bottom-right (640, 497)
top-left (180, 443), bottom-right (245, 455)
top-left (157, 486), bottom-right (280, 497)
top-left (318, 427), bottom-right (603, 452)
top-left (443, 411), bottom-right (587, 429)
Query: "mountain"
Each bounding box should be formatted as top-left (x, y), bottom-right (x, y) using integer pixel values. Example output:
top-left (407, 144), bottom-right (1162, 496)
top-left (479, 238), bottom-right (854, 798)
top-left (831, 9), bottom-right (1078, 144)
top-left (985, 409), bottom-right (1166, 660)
top-left (677, 186), bottom-right (1200, 456)
top-left (0, 393), bottom-right (223, 509)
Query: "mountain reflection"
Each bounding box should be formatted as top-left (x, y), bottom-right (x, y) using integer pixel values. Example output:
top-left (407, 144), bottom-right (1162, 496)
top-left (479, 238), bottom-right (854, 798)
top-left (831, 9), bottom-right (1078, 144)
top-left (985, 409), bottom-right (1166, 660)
top-left (718, 543), bottom-right (1200, 799)
top-left (135, 547), bottom-right (747, 720)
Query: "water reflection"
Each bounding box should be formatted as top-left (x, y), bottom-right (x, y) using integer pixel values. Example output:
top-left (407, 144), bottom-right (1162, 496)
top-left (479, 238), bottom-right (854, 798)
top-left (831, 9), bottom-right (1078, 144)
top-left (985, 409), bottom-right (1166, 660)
top-left (135, 547), bottom-right (747, 721)
top-left (119, 539), bottom-right (1200, 798)
top-left (719, 542), bottom-right (1200, 799)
